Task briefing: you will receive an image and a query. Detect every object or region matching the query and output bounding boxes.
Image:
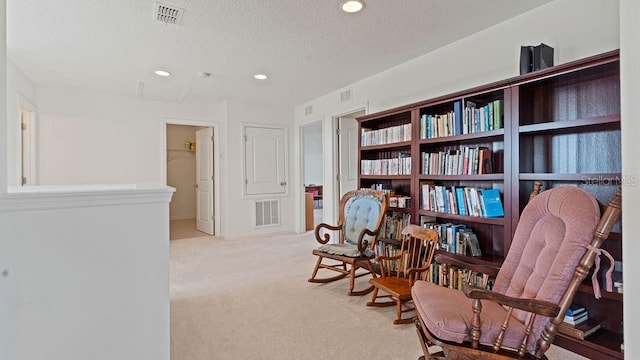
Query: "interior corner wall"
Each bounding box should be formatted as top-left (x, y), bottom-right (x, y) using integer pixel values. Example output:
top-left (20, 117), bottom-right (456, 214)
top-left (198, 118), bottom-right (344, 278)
top-left (223, 99), bottom-right (295, 238)
top-left (620, 0), bottom-right (639, 354)
top-left (6, 59), bottom-right (36, 187)
top-left (1, 0), bottom-right (7, 194)
top-left (34, 87), bottom-right (222, 185)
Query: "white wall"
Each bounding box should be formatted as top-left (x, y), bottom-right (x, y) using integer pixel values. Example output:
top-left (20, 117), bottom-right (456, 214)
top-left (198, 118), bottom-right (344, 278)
top-left (0, 186), bottom-right (173, 360)
top-left (303, 122), bottom-right (322, 186)
top-left (166, 124), bottom-right (198, 220)
top-left (0, 0), bottom-right (7, 193)
top-left (223, 99), bottom-right (295, 238)
top-left (35, 86), bottom-right (222, 185)
top-left (620, 0), bottom-right (639, 355)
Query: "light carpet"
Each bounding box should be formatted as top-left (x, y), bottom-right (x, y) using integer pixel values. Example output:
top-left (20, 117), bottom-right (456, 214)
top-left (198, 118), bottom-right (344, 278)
top-left (170, 232), bottom-right (586, 360)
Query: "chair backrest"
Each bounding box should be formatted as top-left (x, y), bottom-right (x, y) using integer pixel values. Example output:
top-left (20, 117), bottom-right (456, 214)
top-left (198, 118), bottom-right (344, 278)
top-left (379, 224), bottom-right (439, 281)
top-left (338, 189), bottom-right (388, 247)
top-left (492, 186), bottom-right (601, 345)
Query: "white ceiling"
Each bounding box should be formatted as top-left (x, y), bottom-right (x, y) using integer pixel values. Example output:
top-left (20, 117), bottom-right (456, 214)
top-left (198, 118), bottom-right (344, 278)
top-left (7, 0), bottom-right (553, 108)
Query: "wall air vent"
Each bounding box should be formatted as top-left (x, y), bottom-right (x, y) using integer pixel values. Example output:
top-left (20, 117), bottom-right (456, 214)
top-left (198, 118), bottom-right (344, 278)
top-left (153, 2), bottom-right (184, 25)
top-left (305, 105), bottom-right (313, 116)
top-left (255, 199), bottom-right (280, 227)
top-left (340, 89), bottom-right (352, 103)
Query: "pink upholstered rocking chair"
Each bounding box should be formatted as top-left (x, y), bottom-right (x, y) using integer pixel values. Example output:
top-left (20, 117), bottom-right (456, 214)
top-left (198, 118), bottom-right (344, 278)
top-left (412, 186), bottom-right (621, 359)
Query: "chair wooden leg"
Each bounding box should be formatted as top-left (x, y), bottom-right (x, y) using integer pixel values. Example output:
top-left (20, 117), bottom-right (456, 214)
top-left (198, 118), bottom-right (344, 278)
top-left (308, 256), bottom-right (348, 283)
top-left (347, 261), bottom-right (375, 296)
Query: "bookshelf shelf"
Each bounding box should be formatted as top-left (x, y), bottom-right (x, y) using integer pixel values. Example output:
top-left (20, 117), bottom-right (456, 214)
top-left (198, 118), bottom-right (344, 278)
top-left (518, 114), bottom-right (620, 134)
top-left (418, 174), bottom-right (504, 181)
top-left (519, 173), bottom-right (621, 181)
top-left (360, 141), bottom-right (412, 151)
top-left (417, 210), bottom-right (504, 226)
top-left (418, 129), bottom-right (504, 144)
top-left (358, 50), bottom-right (621, 360)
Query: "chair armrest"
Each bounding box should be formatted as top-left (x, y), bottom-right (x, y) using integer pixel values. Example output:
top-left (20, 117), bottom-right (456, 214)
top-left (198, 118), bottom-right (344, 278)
top-left (462, 284), bottom-right (560, 318)
top-left (406, 265), bottom-right (431, 280)
top-left (434, 253), bottom-right (501, 278)
top-left (314, 223), bottom-right (343, 244)
top-left (357, 228), bottom-right (380, 253)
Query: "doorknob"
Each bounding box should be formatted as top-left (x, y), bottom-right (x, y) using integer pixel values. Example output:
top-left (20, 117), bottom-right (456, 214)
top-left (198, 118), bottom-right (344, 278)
top-left (280, 182), bottom-right (287, 186)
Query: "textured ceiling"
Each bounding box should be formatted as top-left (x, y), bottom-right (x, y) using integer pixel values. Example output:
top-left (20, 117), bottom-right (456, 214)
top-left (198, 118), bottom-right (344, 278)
top-left (7, 0), bottom-right (553, 108)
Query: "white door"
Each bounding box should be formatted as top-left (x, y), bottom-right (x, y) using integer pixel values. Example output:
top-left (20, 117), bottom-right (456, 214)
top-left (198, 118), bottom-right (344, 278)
top-left (338, 116), bottom-right (359, 198)
top-left (244, 126), bottom-right (287, 195)
top-left (196, 128), bottom-right (214, 235)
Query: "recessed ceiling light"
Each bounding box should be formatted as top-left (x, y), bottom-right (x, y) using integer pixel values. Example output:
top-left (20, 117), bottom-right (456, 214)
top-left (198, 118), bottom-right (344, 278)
top-left (341, 0), bottom-right (365, 13)
top-left (254, 74), bottom-right (268, 80)
top-left (155, 70), bottom-right (171, 77)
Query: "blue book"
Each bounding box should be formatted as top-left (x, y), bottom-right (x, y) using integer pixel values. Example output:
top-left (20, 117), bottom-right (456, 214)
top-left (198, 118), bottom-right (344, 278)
top-left (566, 304), bottom-right (586, 317)
top-left (481, 189), bottom-right (504, 217)
top-left (455, 187), bottom-right (467, 216)
top-left (453, 100), bottom-right (463, 136)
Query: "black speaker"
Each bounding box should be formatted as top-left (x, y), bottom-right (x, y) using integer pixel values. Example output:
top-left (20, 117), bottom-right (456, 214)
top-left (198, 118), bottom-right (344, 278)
top-left (520, 43), bottom-right (554, 74)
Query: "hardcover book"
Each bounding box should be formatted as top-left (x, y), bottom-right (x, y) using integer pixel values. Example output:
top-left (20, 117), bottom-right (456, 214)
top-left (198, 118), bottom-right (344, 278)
top-left (558, 319), bottom-right (601, 340)
top-left (481, 189), bottom-right (504, 218)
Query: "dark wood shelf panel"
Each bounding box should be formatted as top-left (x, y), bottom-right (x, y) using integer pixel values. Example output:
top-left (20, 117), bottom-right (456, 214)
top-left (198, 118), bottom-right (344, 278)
top-left (418, 210), bottom-right (504, 226)
top-left (360, 174), bottom-right (413, 180)
top-left (578, 283), bottom-right (623, 301)
top-left (377, 237), bottom-right (401, 246)
top-left (359, 140), bottom-right (412, 151)
top-left (519, 173), bottom-right (621, 182)
top-left (387, 207), bottom-right (412, 213)
top-left (554, 331), bottom-right (623, 360)
top-left (434, 249), bottom-right (504, 266)
top-left (418, 129), bottom-right (504, 144)
top-left (519, 114), bottom-right (620, 134)
top-left (418, 174), bottom-right (504, 181)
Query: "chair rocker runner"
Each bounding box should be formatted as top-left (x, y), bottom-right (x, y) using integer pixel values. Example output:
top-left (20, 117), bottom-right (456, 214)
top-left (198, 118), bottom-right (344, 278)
top-left (308, 189), bottom-right (388, 296)
top-left (412, 186), bottom-right (621, 360)
top-left (367, 224), bottom-right (439, 324)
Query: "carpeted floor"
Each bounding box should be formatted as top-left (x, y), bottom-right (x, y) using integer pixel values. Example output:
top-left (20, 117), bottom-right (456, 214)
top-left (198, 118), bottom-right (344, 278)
top-left (169, 232), bottom-right (587, 360)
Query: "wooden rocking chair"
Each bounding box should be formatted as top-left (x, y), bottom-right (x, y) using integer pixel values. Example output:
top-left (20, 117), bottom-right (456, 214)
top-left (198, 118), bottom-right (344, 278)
top-left (367, 224), bottom-right (439, 324)
top-left (308, 189), bottom-right (388, 296)
top-left (412, 186), bottom-right (621, 359)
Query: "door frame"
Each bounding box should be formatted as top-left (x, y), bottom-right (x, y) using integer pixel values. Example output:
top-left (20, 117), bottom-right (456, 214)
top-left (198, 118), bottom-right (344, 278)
top-left (16, 93), bottom-right (38, 186)
top-left (331, 106), bottom-right (367, 222)
top-left (161, 118), bottom-right (221, 236)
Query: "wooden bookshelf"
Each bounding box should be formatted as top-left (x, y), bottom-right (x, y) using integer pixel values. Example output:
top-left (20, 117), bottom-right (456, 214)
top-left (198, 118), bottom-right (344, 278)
top-left (357, 50), bottom-right (622, 360)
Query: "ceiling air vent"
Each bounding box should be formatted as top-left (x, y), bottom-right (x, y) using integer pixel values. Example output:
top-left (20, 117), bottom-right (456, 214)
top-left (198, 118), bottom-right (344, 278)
top-left (305, 105), bottom-right (313, 116)
top-left (153, 2), bottom-right (184, 25)
top-left (340, 89), bottom-right (352, 103)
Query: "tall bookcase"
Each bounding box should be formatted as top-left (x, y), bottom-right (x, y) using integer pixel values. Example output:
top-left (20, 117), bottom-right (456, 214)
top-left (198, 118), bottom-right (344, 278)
top-left (357, 50), bottom-right (622, 360)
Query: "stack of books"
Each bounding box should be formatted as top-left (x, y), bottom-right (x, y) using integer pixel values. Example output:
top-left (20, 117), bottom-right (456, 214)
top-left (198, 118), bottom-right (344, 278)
top-left (558, 304), bottom-right (601, 340)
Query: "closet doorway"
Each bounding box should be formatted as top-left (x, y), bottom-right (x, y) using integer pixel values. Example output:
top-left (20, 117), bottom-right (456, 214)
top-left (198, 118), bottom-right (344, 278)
top-left (165, 122), bottom-right (220, 239)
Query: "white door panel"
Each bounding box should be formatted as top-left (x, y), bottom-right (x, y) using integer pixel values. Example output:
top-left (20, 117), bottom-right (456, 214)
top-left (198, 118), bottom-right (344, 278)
top-left (245, 126), bottom-right (287, 195)
top-left (196, 128), bottom-right (214, 235)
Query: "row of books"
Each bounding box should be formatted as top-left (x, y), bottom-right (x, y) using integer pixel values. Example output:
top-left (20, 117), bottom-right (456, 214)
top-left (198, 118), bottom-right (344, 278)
top-left (361, 152), bottom-right (411, 175)
top-left (379, 212), bottom-right (410, 240)
top-left (389, 195), bottom-right (411, 209)
top-left (419, 99), bottom-right (504, 139)
top-left (361, 123), bottom-right (411, 146)
top-left (373, 244), bottom-right (408, 273)
top-left (558, 304), bottom-right (601, 340)
top-left (421, 184), bottom-right (504, 218)
top-left (422, 146), bottom-right (493, 176)
top-left (421, 222), bottom-right (482, 257)
top-left (423, 261), bottom-right (494, 290)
